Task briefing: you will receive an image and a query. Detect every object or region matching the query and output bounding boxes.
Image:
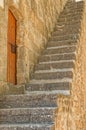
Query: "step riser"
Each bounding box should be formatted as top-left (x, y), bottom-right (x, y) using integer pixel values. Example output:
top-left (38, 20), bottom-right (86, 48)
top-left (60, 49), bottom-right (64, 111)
top-left (56, 17), bottom-right (81, 25)
top-left (60, 11), bottom-right (83, 17)
top-left (59, 12), bottom-right (83, 19)
top-left (64, 3), bottom-right (84, 9)
top-left (26, 82), bottom-right (71, 91)
top-left (39, 53), bottom-right (76, 62)
top-left (56, 20), bottom-right (81, 27)
top-left (54, 26), bottom-right (80, 33)
top-left (48, 41), bottom-right (77, 47)
top-left (56, 23), bottom-right (81, 28)
top-left (50, 35), bottom-right (79, 41)
top-left (0, 109), bottom-right (54, 124)
top-left (65, 4), bottom-right (84, 9)
top-left (58, 16), bottom-right (82, 22)
top-left (50, 34), bottom-right (79, 41)
top-left (43, 46), bottom-right (76, 55)
top-left (0, 95), bottom-right (57, 108)
top-left (57, 19), bottom-right (81, 24)
top-left (36, 61), bottom-right (75, 71)
top-left (62, 9), bottom-right (83, 15)
top-left (55, 23), bottom-right (81, 31)
top-left (32, 71), bottom-right (73, 80)
top-left (0, 116), bottom-right (53, 124)
top-left (0, 126), bottom-right (52, 130)
top-left (66, 1), bottom-right (84, 4)
top-left (59, 12), bottom-right (82, 18)
top-left (52, 30), bottom-right (80, 36)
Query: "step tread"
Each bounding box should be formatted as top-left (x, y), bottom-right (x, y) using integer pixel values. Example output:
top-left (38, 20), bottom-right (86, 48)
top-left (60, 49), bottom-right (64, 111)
top-left (0, 107), bottom-right (56, 111)
top-left (0, 123), bottom-right (53, 130)
top-left (25, 90), bottom-right (70, 96)
top-left (0, 107), bottom-right (56, 116)
top-left (35, 68), bottom-right (73, 73)
top-left (39, 60), bottom-right (75, 64)
top-left (50, 35), bottom-right (79, 40)
top-left (42, 52), bottom-right (76, 57)
top-left (0, 123), bottom-right (53, 128)
top-left (51, 33), bottom-right (78, 37)
top-left (29, 78), bottom-right (72, 84)
top-left (43, 46), bottom-right (76, 55)
top-left (47, 45), bottom-right (76, 50)
top-left (0, 90), bottom-right (70, 97)
top-left (48, 39), bottom-right (77, 43)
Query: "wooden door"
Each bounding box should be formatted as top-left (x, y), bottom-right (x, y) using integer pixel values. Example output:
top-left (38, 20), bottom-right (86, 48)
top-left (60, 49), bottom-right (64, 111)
top-left (7, 10), bottom-right (17, 84)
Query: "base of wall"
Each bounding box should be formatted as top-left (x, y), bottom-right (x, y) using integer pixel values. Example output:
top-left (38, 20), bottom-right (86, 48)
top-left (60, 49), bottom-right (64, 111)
top-left (0, 81), bottom-right (25, 95)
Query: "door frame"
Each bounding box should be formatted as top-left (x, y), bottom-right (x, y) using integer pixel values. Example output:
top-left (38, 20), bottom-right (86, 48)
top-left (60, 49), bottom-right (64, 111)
top-left (7, 4), bottom-right (24, 84)
top-left (7, 9), bottom-right (17, 85)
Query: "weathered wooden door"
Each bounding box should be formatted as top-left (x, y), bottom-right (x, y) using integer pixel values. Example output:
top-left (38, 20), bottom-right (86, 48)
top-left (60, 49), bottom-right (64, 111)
top-left (7, 10), bottom-right (17, 84)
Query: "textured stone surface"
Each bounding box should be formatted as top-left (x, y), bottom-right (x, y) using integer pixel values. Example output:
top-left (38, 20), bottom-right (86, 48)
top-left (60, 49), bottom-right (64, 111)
top-left (0, 107), bottom-right (55, 124)
top-left (26, 80), bottom-right (72, 91)
top-left (39, 53), bottom-right (76, 62)
top-left (53, 1), bottom-right (86, 130)
top-left (0, 0), bottom-right (67, 85)
top-left (43, 46), bottom-right (76, 55)
top-left (35, 60), bottom-right (75, 70)
top-left (71, 1), bottom-right (86, 129)
top-left (47, 40), bottom-right (77, 47)
top-left (0, 89), bottom-right (70, 108)
top-left (32, 69), bottom-right (73, 80)
top-left (0, 124), bottom-right (53, 130)
top-left (0, 92), bottom-right (58, 108)
top-left (0, 0), bottom-right (86, 130)
top-left (0, 83), bottom-right (25, 95)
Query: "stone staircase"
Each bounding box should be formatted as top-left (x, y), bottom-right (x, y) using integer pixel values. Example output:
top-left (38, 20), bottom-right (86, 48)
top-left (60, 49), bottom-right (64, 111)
top-left (0, 0), bottom-right (84, 130)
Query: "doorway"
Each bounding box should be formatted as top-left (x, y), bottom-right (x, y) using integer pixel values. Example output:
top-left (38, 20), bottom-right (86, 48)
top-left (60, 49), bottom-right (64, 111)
top-left (7, 10), bottom-right (17, 84)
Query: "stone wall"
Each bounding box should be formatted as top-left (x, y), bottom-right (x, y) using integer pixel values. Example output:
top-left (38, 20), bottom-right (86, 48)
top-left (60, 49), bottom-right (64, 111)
top-left (55, 1), bottom-right (86, 130)
top-left (0, 0), bottom-right (67, 86)
top-left (0, 3), bottom-right (7, 87)
top-left (71, 2), bottom-right (86, 129)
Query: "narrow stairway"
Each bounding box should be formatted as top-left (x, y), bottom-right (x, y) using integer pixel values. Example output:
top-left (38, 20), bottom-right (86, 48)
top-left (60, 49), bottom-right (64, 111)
top-left (0, 0), bottom-right (84, 130)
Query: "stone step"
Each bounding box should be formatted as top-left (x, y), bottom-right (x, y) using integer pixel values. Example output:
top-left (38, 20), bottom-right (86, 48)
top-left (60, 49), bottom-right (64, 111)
top-left (47, 40), bottom-right (77, 48)
top-left (43, 46), bottom-right (76, 55)
top-left (26, 79), bottom-right (72, 91)
top-left (55, 23), bottom-right (81, 31)
top-left (25, 90), bottom-right (69, 96)
top-left (66, 0), bottom-right (83, 4)
top-left (55, 21), bottom-right (81, 29)
top-left (32, 69), bottom-right (73, 80)
top-left (0, 91), bottom-right (65, 108)
top-left (50, 34), bottom-right (79, 41)
top-left (66, 0), bottom-right (74, 3)
top-left (61, 8), bottom-right (83, 16)
top-left (54, 24), bottom-right (81, 33)
top-left (56, 19), bottom-right (81, 26)
top-left (52, 29), bottom-right (80, 37)
top-left (58, 15), bottom-right (82, 22)
top-left (0, 0), bottom-right (83, 129)
top-left (64, 1), bottom-right (84, 9)
top-left (60, 9), bottom-right (83, 17)
top-left (59, 12), bottom-right (83, 19)
top-left (64, 5), bottom-right (84, 12)
top-left (0, 123), bottom-right (53, 130)
top-left (56, 19), bottom-right (81, 25)
top-left (39, 53), bottom-right (76, 62)
top-left (35, 60), bottom-right (75, 71)
top-left (0, 107), bottom-right (56, 124)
